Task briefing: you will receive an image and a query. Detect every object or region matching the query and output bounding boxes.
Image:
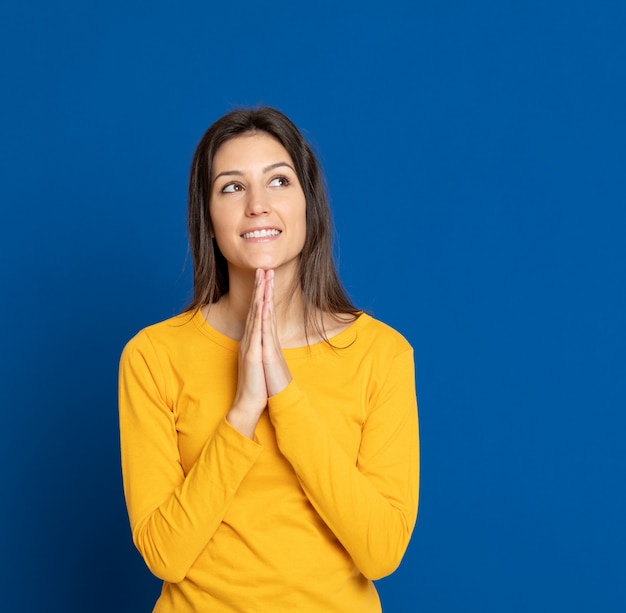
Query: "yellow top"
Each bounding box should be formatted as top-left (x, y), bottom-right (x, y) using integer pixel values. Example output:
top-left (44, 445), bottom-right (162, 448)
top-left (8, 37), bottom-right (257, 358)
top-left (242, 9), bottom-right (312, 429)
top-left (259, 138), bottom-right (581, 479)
top-left (118, 309), bottom-right (419, 612)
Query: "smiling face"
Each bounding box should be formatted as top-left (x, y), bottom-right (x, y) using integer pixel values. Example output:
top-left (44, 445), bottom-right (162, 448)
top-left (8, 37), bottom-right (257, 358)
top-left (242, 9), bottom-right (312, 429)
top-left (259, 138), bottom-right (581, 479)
top-left (210, 132), bottom-right (307, 279)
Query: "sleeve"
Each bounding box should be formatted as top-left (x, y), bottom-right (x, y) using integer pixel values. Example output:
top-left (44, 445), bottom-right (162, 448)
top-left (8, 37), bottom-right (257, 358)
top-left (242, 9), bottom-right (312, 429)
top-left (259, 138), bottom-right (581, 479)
top-left (267, 347), bottom-right (419, 581)
top-left (118, 333), bottom-right (263, 583)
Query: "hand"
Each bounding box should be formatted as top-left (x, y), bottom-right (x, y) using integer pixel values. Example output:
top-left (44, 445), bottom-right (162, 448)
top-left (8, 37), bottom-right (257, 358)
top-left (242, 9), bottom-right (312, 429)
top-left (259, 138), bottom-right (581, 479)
top-left (227, 269), bottom-right (292, 438)
top-left (227, 269), bottom-right (269, 437)
top-left (261, 269), bottom-right (292, 397)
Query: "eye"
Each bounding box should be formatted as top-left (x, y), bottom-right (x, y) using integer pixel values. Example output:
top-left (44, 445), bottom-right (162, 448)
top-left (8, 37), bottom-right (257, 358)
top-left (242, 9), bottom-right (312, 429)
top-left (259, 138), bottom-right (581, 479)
top-left (221, 182), bottom-right (244, 193)
top-left (269, 176), bottom-right (290, 187)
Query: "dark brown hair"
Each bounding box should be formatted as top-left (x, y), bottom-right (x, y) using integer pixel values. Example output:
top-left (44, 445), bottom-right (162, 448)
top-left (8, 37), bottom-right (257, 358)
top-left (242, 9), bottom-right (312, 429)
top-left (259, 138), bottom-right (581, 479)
top-left (186, 106), bottom-right (358, 339)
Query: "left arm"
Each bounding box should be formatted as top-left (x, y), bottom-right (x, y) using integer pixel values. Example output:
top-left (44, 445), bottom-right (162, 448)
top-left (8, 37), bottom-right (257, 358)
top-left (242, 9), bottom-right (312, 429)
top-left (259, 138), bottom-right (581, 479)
top-left (267, 349), bottom-right (419, 581)
top-left (260, 269), bottom-right (419, 579)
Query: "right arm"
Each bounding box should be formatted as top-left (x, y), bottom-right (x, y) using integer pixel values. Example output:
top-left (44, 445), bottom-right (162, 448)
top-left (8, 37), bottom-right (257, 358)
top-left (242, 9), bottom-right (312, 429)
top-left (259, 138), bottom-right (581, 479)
top-left (119, 271), bottom-right (271, 582)
top-left (118, 336), bottom-right (263, 583)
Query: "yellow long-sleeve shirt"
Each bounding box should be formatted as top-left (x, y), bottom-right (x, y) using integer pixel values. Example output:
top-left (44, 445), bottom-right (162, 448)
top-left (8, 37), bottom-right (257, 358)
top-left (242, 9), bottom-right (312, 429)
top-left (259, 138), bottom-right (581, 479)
top-left (118, 309), bottom-right (419, 612)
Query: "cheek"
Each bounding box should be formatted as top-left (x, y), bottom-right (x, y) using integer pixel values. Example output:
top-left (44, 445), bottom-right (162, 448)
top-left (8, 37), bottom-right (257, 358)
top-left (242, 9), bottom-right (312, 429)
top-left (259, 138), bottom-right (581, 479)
top-left (208, 218), bottom-right (231, 255)
top-left (209, 205), bottom-right (233, 236)
top-left (297, 202), bottom-right (308, 240)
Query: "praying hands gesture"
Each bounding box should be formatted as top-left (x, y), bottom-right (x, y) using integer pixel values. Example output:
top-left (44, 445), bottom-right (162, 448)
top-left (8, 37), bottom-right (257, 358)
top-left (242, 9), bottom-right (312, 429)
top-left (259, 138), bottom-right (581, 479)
top-left (227, 268), bottom-right (293, 439)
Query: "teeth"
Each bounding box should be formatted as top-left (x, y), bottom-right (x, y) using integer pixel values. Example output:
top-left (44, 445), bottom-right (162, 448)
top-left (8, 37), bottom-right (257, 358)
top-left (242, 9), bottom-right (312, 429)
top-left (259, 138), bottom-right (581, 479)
top-left (242, 229), bottom-right (281, 239)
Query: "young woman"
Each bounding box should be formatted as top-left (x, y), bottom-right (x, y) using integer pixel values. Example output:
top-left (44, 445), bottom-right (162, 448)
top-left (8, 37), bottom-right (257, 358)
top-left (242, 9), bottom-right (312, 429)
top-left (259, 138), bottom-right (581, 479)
top-left (118, 107), bottom-right (419, 612)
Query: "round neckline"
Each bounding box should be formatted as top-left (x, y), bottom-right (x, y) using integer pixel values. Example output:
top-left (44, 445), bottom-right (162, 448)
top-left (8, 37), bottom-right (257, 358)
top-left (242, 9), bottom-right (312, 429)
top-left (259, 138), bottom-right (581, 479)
top-left (191, 308), bottom-right (367, 357)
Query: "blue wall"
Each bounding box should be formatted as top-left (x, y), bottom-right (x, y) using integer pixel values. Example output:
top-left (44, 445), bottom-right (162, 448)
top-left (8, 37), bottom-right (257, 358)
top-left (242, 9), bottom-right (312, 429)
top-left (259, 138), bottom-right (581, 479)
top-left (1, 1), bottom-right (624, 611)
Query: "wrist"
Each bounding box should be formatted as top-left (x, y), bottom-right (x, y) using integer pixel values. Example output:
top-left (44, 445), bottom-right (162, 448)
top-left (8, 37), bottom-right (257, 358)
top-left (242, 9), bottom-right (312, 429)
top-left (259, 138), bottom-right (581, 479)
top-left (226, 406), bottom-right (261, 440)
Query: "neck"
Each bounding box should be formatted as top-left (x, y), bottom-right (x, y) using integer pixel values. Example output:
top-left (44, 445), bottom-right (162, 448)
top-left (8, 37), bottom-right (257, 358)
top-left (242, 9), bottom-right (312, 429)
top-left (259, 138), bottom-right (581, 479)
top-left (207, 267), bottom-right (308, 344)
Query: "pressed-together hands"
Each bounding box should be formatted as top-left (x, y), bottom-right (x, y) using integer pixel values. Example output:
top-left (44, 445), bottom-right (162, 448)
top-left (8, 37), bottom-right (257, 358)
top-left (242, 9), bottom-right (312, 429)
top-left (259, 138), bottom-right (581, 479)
top-left (227, 268), bottom-right (293, 439)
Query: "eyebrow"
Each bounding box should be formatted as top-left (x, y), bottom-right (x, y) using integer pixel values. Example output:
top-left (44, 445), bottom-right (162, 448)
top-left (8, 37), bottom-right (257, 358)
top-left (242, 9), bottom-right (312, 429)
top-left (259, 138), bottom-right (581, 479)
top-left (213, 162), bottom-right (296, 184)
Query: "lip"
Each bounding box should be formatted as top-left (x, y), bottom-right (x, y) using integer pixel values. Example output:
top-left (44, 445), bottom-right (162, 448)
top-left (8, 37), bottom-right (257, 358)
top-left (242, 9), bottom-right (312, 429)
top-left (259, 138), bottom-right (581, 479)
top-left (240, 227), bottom-right (282, 241)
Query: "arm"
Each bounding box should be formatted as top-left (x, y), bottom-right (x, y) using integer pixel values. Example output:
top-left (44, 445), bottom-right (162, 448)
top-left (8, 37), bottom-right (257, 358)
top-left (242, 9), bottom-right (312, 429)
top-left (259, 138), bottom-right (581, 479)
top-left (268, 348), bottom-right (419, 580)
top-left (118, 335), bottom-right (263, 583)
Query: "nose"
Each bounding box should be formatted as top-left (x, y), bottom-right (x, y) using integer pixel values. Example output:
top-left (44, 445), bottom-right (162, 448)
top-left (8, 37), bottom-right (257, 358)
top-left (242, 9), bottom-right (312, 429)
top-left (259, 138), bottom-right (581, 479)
top-left (245, 186), bottom-right (270, 216)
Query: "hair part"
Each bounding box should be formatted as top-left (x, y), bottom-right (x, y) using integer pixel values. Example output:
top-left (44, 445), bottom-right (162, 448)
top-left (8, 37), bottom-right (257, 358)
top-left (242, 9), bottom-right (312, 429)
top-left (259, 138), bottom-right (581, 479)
top-left (186, 106), bottom-right (358, 341)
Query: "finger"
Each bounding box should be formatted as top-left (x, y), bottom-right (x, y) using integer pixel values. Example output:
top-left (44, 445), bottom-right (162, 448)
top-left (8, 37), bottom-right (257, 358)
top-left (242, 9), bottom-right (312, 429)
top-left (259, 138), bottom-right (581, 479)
top-left (262, 269), bottom-right (278, 343)
top-left (261, 271), bottom-right (292, 396)
top-left (242, 269), bottom-right (264, 345)
top-left (262, 273), bottom-right (286, 375)
top-left (233, 269), bottom-right (268, 416)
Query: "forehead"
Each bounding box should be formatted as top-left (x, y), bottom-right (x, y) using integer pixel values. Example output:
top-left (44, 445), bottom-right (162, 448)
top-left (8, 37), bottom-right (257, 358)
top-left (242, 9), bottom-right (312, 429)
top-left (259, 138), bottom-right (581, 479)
top-left (212, 132), bottom-right (293, 172)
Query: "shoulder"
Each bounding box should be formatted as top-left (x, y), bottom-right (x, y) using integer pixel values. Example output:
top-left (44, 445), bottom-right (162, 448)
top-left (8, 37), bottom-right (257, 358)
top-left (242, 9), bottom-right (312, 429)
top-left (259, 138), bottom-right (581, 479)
top-left (350, 314), bottom-right (416, 403)
top-left (121, 311), bottom-right (199, 360)
top-left (354, 313), bottom-right (413, 354)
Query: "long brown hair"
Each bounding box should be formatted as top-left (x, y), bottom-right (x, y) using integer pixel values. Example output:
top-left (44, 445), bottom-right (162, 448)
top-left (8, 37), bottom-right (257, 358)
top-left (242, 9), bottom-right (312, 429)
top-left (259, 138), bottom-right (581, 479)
top-left (186, 106), bottom-right (358, 339)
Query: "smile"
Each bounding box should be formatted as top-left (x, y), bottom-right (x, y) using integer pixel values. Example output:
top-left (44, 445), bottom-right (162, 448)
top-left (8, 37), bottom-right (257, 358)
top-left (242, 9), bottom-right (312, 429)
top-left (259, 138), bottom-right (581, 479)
top-left (241, 229), bottom-right (282, 239)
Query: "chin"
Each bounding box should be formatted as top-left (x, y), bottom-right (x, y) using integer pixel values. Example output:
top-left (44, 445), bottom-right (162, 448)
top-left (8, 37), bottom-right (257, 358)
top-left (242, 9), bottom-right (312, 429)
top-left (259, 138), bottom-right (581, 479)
top-left (250, 257), bottom-right (279, 270)
top-left (229, 252), bottom-right (300, 275)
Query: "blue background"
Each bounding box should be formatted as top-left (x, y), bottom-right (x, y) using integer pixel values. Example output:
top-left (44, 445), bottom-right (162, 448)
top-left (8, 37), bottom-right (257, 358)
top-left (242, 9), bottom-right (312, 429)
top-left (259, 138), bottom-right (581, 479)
top-left (1, 1), bottom-right (624, 611)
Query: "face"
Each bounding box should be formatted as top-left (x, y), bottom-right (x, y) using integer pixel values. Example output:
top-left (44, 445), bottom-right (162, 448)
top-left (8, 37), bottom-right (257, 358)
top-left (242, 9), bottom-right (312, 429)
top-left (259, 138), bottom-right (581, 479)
top-left (210, 132), bottom-right (307, 277)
